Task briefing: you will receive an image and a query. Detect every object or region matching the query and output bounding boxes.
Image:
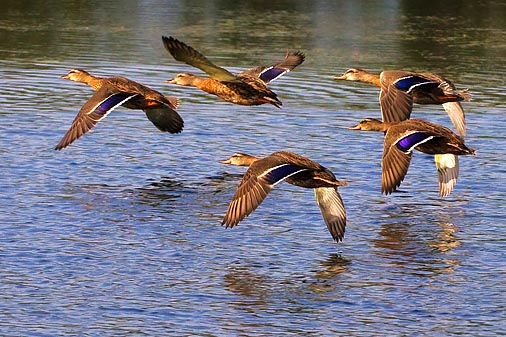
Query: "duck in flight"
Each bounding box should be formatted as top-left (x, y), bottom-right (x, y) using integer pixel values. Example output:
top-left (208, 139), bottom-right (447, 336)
top-left (162, 35), bottom-right (305, 108)
top-left (220, 151), bottom-right (347, 242)
top-left (55, 69), bottom-right (184, 150)
top-left (335, 68), bottom-right (471, 136)
top-left (336, 68), bottom-right (472, 196)
top-left (348, 118), bottom-right (475, 196)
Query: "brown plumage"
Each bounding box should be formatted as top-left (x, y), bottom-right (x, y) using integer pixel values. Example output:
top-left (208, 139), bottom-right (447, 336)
top-left (348, 118), bottom-right (475, 195)
top-left (162, 36), bottom-right (305, 108)
top-left (220, 151), bottom-right (347, 242)
top-left (335, 68), bottom-right (470, 137)
top-left (55, 69), bottom-right (183, 150)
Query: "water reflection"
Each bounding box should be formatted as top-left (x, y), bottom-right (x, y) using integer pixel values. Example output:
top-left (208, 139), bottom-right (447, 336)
top-left (315, 253), bottom-right (352, 280)
top-left (373, 218), bottom-right (461, 277)
top-left (223, 265), bottom-right (269, 311)
top-left (428, 222), bottom-right (461, 253)
top-left (307, 254), bottom-right (351, 294)
top-left (373, 221), bottom-right (411, 252)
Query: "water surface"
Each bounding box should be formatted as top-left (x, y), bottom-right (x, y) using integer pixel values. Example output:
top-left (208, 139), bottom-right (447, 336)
top-left (1, 1), bottom-right (505, 336)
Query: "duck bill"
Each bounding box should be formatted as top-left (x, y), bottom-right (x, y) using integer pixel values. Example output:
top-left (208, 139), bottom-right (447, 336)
top-left (165, 79), bottom-right (176, 84)
top-left (219, 159), bottom-right (232, 164)
top-left (60, 74), bottom-right (70, 80)
top-left (347, 124), bottom-right (362, 130)
top-left (334, 74), bottom-right (347, 80)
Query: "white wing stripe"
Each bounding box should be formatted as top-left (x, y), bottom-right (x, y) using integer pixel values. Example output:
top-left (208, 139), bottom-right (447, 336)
top-left (88, 93), bottom-right (138, 121)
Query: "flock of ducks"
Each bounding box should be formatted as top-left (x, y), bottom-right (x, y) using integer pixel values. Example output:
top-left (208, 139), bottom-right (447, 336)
top-left (55, 36), bottom-right (476, 244)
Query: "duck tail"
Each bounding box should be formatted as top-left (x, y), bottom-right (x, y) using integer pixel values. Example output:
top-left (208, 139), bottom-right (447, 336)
top-left (454, 143), bottom-right (476, 155)
top-left (439, 82), bottom-right (472, 102)
top-left (465, 146), bottom-right (476, 155)
top-left (165, 96), bottom-right (181, 109)
top-left (267, 97), bottom-right (282, 108)
top-left (457, 88), bottom-right (472, 101)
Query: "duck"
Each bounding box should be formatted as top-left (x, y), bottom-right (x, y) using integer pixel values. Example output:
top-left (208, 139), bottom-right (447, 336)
top-left (55, 68), bottom-right (184, 150)
top-left (335, 68), bottom-right (471, 137)
top-left (219, 151), bottom-right (347, 242)
top-left (348, 118), bottom-right (475, 196)
top-left (162, 36), bottom-right (305, 108)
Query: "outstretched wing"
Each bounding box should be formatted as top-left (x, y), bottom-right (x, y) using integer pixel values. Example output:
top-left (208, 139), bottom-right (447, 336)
top-left (382, 143), bottom-right (413, 195)
top-left (55, 88), bottom-right (137, 150)
top-left (379, 73), bottom-right (414, 122)
top-left (435, 154), bottom-right (459, 197)
top-left (240, 51), bottom-right (305, 85)
top-left (392, 73), bottom-right (467, 136)
top-left (442, 102), bottom-right (466, 137)
top-left (222, 162), bottom-right (307, 227)
top-left (162, 35), bottom-right (238, 82)
top-left (382, 129), bottom-right (440, 194)
top-left (143, 107), bottom-right (184, 134)
top-left (314, 187), bottom-right (346, 242)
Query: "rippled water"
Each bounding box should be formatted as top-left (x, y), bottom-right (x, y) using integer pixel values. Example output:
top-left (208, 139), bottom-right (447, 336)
top-left (1, 1), bottom-right (505, 336)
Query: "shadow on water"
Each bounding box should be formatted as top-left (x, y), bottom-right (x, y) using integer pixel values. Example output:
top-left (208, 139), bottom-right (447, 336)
top-left (127, 171), bottom-right (245, 225)
top-left (71, 173), bottom-right (230, 211)
top-left (60, 176), bottom-right (190, 225)
top-left (134, 176), bottom-right (187, 207)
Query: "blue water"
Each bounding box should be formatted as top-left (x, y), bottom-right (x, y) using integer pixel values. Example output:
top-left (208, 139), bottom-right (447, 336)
top-left (1, 1), bottom-right (505, 336)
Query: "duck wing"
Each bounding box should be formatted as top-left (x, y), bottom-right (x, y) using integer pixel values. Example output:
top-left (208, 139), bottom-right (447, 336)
top-left (162, 36), bottom-right (238, 82)
top-left (222, 159), bottom-right (308, 228)
top-left (442, 102), bottom-right (466, 137)
top-left (379, 72), bottom-right (414, 123)
top-left (394, 74), bottom-right (440, 96)
top-left (143, 107), bottom-right (184, 133)
top-left (382, 143), bottom-right (413, 195)
top-left (55, 87), bottom-right (138, 150)
top-left (435, 154), bottom-right (459, 197)
top-left (314, 187), bottom-right (346, 242)
top-left (108, 77), bottom-right (184, 133)
top-left (239, 51), bottom-right (305, 85)
top-left (382, 129), bottom-right (431, 194)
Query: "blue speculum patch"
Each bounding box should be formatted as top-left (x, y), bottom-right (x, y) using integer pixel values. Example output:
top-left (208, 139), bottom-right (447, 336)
top-left (260, 68), bottom-right (285, 83)
top-left (396, 132), bottom-right (432, 152)
top-left (96, 93), bottom-right (134, 116)
top-left (394, 75), bottom-right (435, 91)
top-left (263, 164), bottom-right (305, 184)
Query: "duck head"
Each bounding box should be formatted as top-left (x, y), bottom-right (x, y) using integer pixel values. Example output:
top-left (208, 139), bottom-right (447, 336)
top-left (348, 118), bottom-right (388, 132)
top-left (61, 68), bottom-right (92, 82)
top-left (219, 152), bottom-right (259, 166)
top-left (334, 68), bottom-right (370, 81)
top-left (165, 72), bottom-right (199, 86)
